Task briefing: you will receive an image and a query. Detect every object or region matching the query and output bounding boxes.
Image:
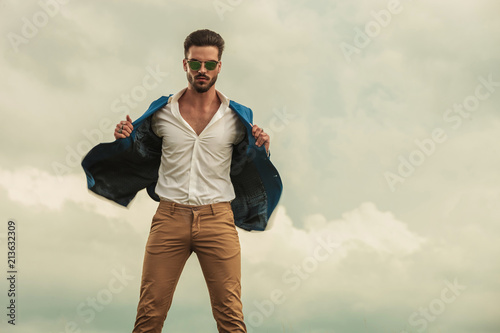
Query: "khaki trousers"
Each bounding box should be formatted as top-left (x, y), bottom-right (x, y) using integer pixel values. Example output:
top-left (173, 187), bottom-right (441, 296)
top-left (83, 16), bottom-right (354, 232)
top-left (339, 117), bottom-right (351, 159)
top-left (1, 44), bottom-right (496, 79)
top-left (132, 200), bottom-right (247, 333)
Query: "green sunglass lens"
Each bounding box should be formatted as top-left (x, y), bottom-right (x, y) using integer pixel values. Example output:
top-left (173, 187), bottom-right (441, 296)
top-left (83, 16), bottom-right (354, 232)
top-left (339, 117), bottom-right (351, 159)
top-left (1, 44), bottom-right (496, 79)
top-left (189, 61), bottom-right (201, 71)
top-left (205, 61), bottom-right (217, 70)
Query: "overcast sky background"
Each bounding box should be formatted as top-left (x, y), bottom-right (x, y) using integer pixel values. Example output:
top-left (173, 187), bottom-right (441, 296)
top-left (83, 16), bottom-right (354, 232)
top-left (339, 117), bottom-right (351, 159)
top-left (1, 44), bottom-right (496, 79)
top-left (1, 0), bottom-right (499, 332)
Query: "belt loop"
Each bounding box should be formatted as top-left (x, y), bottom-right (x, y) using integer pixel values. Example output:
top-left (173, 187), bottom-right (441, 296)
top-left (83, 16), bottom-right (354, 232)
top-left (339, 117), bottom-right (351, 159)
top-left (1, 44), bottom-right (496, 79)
top-left (210, 204), bottom-right (215, 215)
top-left (171, 202), bottom-right (175, 215)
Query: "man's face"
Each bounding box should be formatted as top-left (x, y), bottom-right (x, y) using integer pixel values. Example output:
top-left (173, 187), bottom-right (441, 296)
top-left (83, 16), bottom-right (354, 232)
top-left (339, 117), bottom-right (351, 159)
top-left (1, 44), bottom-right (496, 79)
top-left (184, 45), bottom-right (221, 93)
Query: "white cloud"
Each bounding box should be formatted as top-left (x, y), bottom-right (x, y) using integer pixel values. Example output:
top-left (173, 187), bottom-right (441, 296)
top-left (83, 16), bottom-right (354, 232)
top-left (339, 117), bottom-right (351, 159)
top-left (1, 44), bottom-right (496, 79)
top-left (0, 167), bottom-right (158, 234)
top-left (0, 166), bottom-right (83, 210)
top-left (240, 203), bottom-right (425, 267)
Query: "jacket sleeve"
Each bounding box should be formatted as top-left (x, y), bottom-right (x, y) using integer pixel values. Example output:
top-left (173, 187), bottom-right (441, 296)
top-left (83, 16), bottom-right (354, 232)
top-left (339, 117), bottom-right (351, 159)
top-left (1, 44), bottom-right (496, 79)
top-left (81, 97), bottom-right (169, 207)
top-left (228, 100), bottom-right (283, 231)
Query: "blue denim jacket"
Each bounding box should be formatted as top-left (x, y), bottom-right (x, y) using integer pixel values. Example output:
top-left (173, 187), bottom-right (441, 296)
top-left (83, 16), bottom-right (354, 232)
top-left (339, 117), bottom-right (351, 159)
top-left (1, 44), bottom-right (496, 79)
top-left (81, 95), bottom-right (283, 231)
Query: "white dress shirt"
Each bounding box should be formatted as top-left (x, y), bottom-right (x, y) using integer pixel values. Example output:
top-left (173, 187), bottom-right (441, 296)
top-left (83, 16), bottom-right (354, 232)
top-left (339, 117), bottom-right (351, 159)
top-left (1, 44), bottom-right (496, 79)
top-left (151, 88), bottom-right (246, 205)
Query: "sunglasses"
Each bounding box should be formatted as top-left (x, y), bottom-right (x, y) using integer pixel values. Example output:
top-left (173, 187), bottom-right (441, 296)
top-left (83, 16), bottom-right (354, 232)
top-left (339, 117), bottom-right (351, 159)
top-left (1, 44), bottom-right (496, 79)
top-left (186, 59), bottom-right (219, 71)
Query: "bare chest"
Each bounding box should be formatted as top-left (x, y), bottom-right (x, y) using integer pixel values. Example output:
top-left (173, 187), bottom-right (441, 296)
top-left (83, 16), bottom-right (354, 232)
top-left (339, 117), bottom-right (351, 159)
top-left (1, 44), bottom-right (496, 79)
top-left (180, 108), bottom-right (218, 136)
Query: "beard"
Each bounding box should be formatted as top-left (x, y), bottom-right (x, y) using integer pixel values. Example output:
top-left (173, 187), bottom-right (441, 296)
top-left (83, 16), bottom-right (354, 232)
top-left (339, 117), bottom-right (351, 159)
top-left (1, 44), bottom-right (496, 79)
top-left (187, 72), bottom-right (218, 93)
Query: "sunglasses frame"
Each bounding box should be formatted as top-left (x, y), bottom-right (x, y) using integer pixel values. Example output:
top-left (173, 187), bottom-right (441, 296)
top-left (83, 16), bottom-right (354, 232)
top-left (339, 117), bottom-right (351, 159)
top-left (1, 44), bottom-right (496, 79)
top-left (186, 59), bottom-right (219, 71)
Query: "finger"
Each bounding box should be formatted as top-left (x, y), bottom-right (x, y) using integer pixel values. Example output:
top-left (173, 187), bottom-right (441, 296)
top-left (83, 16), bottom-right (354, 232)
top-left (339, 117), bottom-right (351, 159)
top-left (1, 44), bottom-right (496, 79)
top-left (120, 117), bottom-right (134, 127)
top-left (126, 117), bottom-right (134, 131)
top-left (253, 127), bottom-right (262, 139)
top-left (263, 134), bottom-right (270, 148)
top-left (257, 128), bottom-right (263, 137)
top-left (256, 133), bottom-right (270, 147)
top-left (117, 121), bottom-right (133, 134)
top-left (255, 133), bottom-right (264, 147)
top-left (114, 131), bottom-right (126, 140)
top-left (115, 124), bottom-right (131, 138)
top-left (252, 124), bottom-right (260, 136)
top-left (121, 126), bottom-right (132, 137)
top-left (120, 122), bottom-right (133, 134)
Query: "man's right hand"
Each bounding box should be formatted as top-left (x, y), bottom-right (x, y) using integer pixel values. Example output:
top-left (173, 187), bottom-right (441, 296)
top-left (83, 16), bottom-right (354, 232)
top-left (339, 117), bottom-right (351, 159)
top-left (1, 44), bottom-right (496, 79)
top-left (114, 115), bottom-right (134, 139)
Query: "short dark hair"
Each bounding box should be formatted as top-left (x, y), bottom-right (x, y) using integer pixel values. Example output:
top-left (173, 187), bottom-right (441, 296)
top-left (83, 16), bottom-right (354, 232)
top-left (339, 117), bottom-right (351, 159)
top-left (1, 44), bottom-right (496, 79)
top-left (184, 29), bottom-right (225, 60)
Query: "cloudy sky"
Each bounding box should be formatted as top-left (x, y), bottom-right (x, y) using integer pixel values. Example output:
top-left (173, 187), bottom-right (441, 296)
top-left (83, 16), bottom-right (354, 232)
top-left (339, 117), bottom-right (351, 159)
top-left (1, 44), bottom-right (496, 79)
top-left (1, 0), bottom-right (499, 332)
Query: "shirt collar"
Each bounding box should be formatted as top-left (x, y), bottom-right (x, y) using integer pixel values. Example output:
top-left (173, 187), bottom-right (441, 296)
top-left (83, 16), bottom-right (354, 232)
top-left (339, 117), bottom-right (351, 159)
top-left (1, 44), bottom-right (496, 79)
top-left (169, 88), bottom-right (230, 112)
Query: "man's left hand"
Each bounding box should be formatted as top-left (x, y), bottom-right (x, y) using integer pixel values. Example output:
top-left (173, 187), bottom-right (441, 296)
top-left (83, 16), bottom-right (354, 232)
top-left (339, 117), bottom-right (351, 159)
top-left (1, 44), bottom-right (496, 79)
top-left (251, 124), bottom-right (270, 155)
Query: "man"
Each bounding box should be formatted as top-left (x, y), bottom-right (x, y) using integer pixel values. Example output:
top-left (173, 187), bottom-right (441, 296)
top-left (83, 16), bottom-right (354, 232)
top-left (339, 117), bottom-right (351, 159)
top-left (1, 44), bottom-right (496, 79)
top-left (81, 29), bottom-right (282, 332)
